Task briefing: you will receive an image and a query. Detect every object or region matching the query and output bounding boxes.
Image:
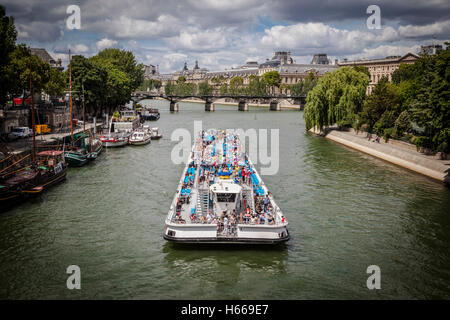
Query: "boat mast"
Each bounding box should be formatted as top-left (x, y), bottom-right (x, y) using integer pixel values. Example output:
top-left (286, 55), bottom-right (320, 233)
top-left (82, 82), bottom-right (86, 132)
top-left (69, 49), bottom-right (73, 144)
top-left (29, 49), bottom-right (36, 164)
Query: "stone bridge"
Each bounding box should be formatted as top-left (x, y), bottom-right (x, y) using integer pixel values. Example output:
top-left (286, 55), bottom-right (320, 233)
top-left (130, 92), bottom-right (306, 112)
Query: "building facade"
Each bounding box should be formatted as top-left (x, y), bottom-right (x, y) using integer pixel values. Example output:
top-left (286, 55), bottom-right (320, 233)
top-left (150, 52), bottom-right (338, 95)
top-left (338, 53), bottom-right (420, 94)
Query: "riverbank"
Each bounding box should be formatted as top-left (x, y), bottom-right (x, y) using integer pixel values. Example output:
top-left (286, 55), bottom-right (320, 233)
top-left (321, 128), bottom-right (450, 184)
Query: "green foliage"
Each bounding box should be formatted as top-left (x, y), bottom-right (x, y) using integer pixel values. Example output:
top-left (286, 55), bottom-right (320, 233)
top-left (94, 48), bottom-right (144, 90)
top-left (0, 5), bottom-right (17, 105)
top-left (303, 67), bottom-right (368, 131)
top-left (353, 66), bottom-right (370, 79)
top-left (262, 71), bottom-right (281, 94)
top-left (219, 84), bottom-right (228, 95)
top-left (172, 81), bottom-right (196, 96)
top-left (44, 67), bottom-right (66, 97)
top-left (138, 79), bottom-right (161, 91)
top-left (290, 72), bottom-right (318, 96)
top-left (353, 44), bottom-right (450, 154)
top-left (246, 75), bottom-right (267, 96)
top-left (359, 77), bottom-right (402, 132)
top-left (394, 110), bottom-right (412, 134)
top-left (177, 76), bottom-right (186, 84)
top-left (198, 81), bottom-right (213, 96)
top-left (6, 44), bottom-right (51, 98)
top-left (165, 81), bottom-right (175, 95)
top-left (229, 76), bottom-right (244, 95)
top-left (69, 55), bottom-right (107, 116)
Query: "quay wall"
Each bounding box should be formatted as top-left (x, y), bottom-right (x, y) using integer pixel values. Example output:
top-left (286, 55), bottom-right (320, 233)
top-left (319, 129), bottom-right (449, 183)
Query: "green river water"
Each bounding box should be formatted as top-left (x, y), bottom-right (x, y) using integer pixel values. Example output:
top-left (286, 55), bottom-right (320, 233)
top-left (1, 100), bottom-right (449, 299)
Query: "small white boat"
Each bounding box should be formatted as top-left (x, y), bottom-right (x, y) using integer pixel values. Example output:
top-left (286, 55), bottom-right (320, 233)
top-left (99, 132), bottom-right (129, 148)
top-left (150, 127), bottom-right (163, 140)
top-left (129, 130), bottom-right (151, 146)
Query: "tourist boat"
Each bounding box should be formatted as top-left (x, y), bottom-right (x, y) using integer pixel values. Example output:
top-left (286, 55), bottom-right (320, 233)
top-left (150, 127), bottom-right (163, 140)
top-left (163, 129), bottom-right (289, 244)
top-left (129, 130), bottom-right (151, 146)
top-left (99, 132), bottom-right (129, 148)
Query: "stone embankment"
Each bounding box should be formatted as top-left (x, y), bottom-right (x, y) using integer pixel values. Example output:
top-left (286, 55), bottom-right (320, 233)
top-left (320, 128), bottom-right (450, 184)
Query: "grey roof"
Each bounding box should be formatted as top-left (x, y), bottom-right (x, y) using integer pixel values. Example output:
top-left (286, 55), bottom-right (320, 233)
top-left (278, 64), bottom-right (338, 75)
top-left (205, 68), bottom-right (258, 78)
top-left (30, 48), bottom-right (55, 64)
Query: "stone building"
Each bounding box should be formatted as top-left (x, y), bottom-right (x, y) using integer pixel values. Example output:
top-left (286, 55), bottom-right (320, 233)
top-left (338, 53), bottom-right (420, 94)
top-left (149, 52), bottom-right (338, 95)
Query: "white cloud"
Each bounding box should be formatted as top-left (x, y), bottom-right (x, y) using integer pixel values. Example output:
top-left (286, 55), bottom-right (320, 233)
top-left (345, 44), bottom-right (422, 61)
top-left (88, 14), bottom-right (181, 39)
top-left (260, 23), bottom-right (403, 55)
top-left (69, 44), bottom-right (90, 54)
top-left (96, 38), bottom-right (118, 50)
top-left (166, 27), bottom-right (231, 51)
top-left (398, 20), bottom-right (450, 38)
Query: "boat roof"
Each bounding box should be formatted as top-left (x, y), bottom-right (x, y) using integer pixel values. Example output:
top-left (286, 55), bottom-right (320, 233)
top-left (38, 150), bottom-right (63, 156)
top-left (210, 181), bottom-right (242, 193)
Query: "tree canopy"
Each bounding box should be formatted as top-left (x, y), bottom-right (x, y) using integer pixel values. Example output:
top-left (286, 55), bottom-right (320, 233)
top-left (262, 71), bottom-right (281, 94)
top-left (303, 67), bottom-right (368, 131)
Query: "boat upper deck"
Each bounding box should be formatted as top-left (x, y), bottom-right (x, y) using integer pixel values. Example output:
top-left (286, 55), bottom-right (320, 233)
top-left (167, 129), bottom-right (287, 231)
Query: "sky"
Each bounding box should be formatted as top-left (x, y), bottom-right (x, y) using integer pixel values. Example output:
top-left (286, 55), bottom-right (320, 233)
top-left (3, 0), bottom-right (450, 73)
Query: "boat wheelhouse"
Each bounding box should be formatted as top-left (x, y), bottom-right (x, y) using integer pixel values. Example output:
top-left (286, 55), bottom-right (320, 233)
top-left (163, 129), bottom-right (289, 244)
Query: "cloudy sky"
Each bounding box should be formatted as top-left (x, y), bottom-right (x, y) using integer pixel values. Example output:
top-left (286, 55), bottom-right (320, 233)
top-left (3, 0), bottom-right (450, 72)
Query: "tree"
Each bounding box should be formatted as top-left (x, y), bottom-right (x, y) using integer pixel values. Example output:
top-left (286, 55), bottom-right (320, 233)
top-left (6, 44), bottom-right (51, 101)
top-left (290, 79), bottom-right (304, 96)
top-left (69, 55), bottom-right (108, 117)
top-left (198, 81), bottom-right (213, 96)
top-left (219, 83), bottom-right (228, 95)
top-left (302, 72), bottom-right (318, 95)
top-left (44, 67), bottom-right (66, 97)
top-left (138, 79), bottom-right (162, 91)
top-left (262, 71), bottom-right (281, 95)
top-left (353, 66), bottom-right (370, 79)
top-left (165, 81), bottom-right (175, 95)
top-left (94, 48), bottom-right (144, 90)
top-left (303, 67), bottom-right (368, 131)
top-left (408, 45), bottom-right (450, 153)
top-left (229, 76), bottom-right (243, 95)
top-left (0, 5), bottom-right (17, 105)
top-left (358, 77), bottom-right (401, 133)
top-left (246, 74), bottom-right (267, 96)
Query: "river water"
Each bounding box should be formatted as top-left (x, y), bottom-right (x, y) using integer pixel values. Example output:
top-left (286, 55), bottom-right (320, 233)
top-left (1, 100), bottom-right (449, 299)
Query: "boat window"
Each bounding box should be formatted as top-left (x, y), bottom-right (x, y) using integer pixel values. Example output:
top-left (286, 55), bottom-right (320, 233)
top-left (216, 193), bottom-right (236, 202)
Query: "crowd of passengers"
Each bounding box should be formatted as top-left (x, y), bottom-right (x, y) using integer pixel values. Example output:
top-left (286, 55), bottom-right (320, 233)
top-left (173, 131), bottom-right (286, 226)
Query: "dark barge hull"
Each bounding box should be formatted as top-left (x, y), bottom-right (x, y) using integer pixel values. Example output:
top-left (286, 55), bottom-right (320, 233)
top-left (0, 168), bottom-right (67, 213)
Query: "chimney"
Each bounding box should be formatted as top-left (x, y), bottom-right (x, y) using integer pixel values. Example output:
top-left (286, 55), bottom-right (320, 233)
top-left (343, 58), bottom-right (348, 63)
top-left (334, 59), bottom-right (338, 65)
